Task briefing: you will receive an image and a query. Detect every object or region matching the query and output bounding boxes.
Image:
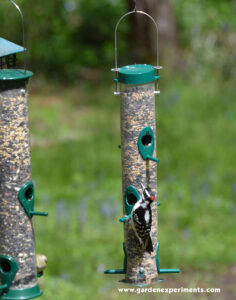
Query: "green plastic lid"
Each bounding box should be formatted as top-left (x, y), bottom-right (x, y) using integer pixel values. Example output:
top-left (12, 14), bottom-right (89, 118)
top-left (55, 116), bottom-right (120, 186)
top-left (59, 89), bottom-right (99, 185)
top-left (118, 64), bottom-right (157, 85)
top-left (0, 69), bottom-right (33, 90)
top-left (0, 69), bottom-right (33, 81)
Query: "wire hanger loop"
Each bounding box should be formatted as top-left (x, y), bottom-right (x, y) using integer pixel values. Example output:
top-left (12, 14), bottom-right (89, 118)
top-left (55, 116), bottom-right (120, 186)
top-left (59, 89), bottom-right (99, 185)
top-left (8, 0), bottom-right (26, 73)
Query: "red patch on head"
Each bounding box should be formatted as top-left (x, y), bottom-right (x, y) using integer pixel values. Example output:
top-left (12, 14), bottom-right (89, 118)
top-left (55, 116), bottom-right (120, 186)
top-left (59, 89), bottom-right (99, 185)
top-left (149, 196), bottom-right (155, 201)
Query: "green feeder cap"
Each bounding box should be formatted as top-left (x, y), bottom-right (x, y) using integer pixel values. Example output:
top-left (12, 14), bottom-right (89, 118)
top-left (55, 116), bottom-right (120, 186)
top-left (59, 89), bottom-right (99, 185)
top-left (118, 64), bottom-right (157, 85)
top-left (0, 69), bottom-right (33, 81)
top-left (0, 69), bottom-right (33, 90)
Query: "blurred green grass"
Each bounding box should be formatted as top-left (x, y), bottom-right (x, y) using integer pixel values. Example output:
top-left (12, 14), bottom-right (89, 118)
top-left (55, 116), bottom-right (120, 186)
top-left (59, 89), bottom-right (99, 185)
top-left (28, 66), bottom-right (236, 299)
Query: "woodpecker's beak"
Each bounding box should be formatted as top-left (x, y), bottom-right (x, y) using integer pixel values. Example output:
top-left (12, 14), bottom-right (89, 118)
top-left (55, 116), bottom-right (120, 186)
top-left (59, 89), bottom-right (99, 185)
top-left (149, 196), bottom-right (155, 201)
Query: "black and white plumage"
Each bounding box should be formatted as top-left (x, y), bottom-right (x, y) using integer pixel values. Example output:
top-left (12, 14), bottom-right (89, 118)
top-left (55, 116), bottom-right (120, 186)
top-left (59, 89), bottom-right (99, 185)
top-left (131, 185), bottom-right (155, 254)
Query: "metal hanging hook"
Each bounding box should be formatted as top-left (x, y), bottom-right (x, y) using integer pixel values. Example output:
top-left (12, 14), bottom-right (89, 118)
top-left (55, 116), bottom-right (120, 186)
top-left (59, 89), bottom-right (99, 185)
top-left (113, 7), bottom-right (160, 70)
top-left (111, 3), bottom-right (163, 96)
top-left (8, 0), bottom-right (26, 73)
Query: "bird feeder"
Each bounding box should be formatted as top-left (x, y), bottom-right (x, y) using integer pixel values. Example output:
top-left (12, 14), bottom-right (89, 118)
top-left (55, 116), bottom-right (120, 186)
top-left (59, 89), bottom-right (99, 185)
top-left (104, 2), bottom-right (180, 285)
top-left (0, 1), bottom-right (47, 299)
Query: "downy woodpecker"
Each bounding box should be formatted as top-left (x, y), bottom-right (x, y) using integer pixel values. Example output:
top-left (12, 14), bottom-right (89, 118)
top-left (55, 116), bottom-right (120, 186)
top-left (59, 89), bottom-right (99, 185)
top-left (131, 184), bottom-right (155, 254)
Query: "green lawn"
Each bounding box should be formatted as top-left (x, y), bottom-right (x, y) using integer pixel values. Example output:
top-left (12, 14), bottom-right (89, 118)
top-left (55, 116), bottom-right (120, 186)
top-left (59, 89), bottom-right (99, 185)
top-left (29, 68), bottom-right (235, 299)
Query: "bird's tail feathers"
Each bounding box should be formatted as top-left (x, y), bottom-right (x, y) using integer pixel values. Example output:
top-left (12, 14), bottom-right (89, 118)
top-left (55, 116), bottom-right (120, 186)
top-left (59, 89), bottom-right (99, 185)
top-left (145, 235), bottom-right (153, 254)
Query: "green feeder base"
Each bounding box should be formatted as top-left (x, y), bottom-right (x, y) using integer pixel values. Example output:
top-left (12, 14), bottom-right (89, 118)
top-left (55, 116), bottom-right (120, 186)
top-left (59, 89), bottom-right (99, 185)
top-left (1, 285), bottom-right (42, 300)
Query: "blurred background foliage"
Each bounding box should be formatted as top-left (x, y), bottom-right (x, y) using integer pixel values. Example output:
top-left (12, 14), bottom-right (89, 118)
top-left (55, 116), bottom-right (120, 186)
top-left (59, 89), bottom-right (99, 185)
top-left (0, 0), bottom-right (234, 82)
top-left (0, 0), bottom-right (236, 299)
top-left (1, 0), bottom-right (130, 80)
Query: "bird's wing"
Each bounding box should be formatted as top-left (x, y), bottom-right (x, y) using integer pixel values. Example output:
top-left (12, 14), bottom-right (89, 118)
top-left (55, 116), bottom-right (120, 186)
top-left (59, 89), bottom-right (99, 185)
top-left (133, 206), bottom-right (145, 225)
